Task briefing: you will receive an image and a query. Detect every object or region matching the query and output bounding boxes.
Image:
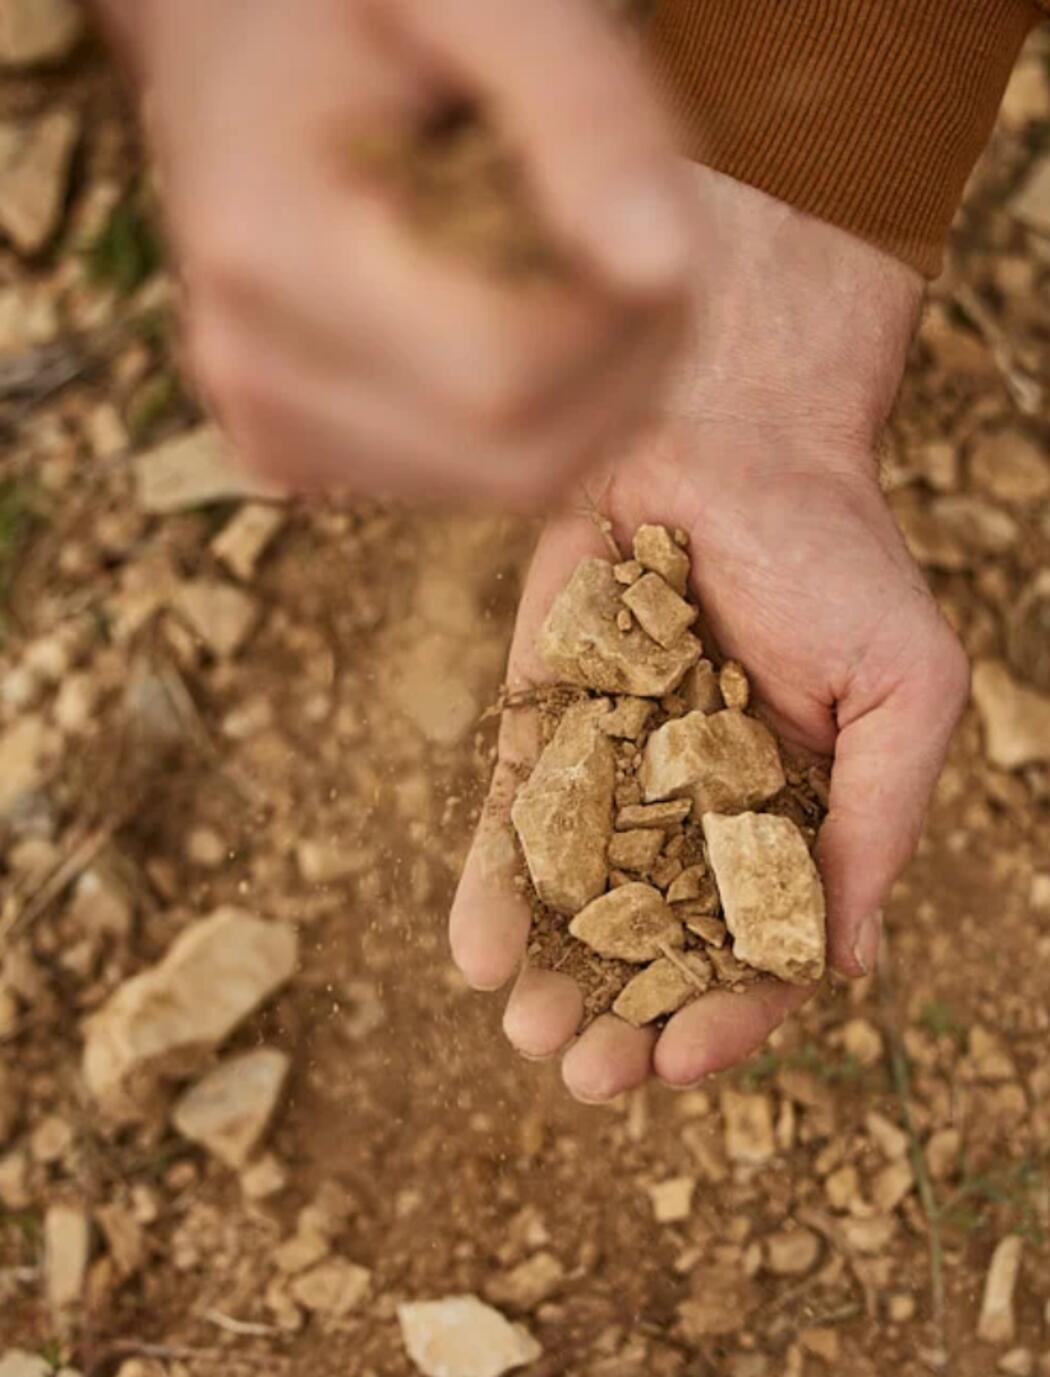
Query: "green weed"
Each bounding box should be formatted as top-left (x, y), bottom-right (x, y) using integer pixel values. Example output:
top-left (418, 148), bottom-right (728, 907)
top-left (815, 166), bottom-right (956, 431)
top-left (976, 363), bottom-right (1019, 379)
top-left (85, 186), bottom-right (163, 297)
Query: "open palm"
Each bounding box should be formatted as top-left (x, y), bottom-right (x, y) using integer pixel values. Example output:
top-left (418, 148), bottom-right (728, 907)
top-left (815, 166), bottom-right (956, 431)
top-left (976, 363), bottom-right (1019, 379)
top-left (449, 426), bottom-right (968, 1101)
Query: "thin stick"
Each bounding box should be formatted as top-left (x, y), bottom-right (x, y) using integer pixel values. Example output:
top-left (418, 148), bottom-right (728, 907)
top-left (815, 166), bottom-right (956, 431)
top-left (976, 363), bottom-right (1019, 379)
top-left (204, 1309), bottom-right (281, 1338)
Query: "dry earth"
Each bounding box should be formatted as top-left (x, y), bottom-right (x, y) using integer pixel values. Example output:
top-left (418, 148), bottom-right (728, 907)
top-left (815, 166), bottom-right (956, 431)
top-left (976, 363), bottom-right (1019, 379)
top-left (0, 9), bottom-right (1049, 1377)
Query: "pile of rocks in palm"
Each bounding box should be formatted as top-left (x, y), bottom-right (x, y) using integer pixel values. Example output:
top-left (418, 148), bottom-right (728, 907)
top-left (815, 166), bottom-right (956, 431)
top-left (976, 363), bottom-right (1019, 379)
top-left (510, 525), bottom-right (828, 1027)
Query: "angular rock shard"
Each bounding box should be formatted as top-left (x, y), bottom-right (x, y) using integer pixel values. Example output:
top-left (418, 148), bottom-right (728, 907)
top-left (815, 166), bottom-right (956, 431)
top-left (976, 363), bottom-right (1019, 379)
top-left (702, 812), bottom-right (825, 985)
top-left (569, 883), bottom-right (683, 962)
top-left (0, 109), bottom-right (78, 254)
top-left (82, 907), bottom-right (298, 1120)
top-left (0, 0), bottom-right (83, 66)
top-left (633, 523), bottom-right (690, 595)
top-left (620, 572), bottom-right (697, 649)
top-left (398, 1295), bottom-right (541, 1377)
top-left (607, 828), bottom-right (664, 874)
top-left (641, 709), bottom-right (785, 814)
top-left (172, 1048), bottom-right (290, 1168)
top-left (615, 799), bottom-right (692, 831)
top-left (537, 558), bottom-right (700, 697)
top-left (972, 659), bottom-right (1050, 769)
top-left (613, 951), bottom-right (712, 1026)
top-left (510, 702), bottom-right (615, 914)
top-left (133, 425), bottom-right (277, 514)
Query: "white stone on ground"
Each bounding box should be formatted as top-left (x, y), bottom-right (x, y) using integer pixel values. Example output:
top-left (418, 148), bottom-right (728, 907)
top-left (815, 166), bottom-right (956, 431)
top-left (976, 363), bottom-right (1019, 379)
top-left (398, 1295), bottom-right (541, 1377)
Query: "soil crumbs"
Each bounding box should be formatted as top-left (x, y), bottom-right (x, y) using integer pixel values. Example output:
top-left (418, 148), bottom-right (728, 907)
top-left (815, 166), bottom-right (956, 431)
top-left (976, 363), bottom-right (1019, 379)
top-left (0, 16), bottom-right (1048, 1377)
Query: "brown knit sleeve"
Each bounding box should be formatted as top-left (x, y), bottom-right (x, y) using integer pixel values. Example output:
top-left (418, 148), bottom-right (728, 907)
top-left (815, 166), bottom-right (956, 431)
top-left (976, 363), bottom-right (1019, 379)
top-left (647, 0), bottom-right (1043, 276)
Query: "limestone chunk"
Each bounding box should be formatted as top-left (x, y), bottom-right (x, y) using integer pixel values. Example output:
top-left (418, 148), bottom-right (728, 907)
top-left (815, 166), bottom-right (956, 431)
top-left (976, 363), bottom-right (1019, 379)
top-left (684, 911), bottom-right (727, 946)
top-left (681, 659), bottom-right (723, 714)
top-left (537, 557), bottom-right (700, 696)
top-left (666, 865), bottom-right (709, 905)
top-left (978, 1236), bottom-right (1024, 1344)
top-left (600, 696), bottom-right (653, 740)
top-left (972, 660), bottom-right (1050, 769)
top-left (398, 1296), bottom-right (541, 1377)
top-left (719, 661), bottom-right (750, 711)
top-left (134, 426), bottom-right (277, 513)
top-left (703, 812), bottom-right (826, 985)
top-left (569, 883), bottom-right (683, 962)
top-left (174, 579), bottom-right (260, 658)
top-left (291, 1259), bottom-right (371, 1317)
top-left (721, 1089), bottom-right (776, 1164)
top-left (82, 908), bottom-right (298, 1120)
top-left (44, 1203), bottom-right (90, 1311)
top-left (510, 702), bottom-right (615, 914)
top-left (646, 1175), bottom-right (695, 1222)
top-left (621, 572), bottom-right (697, 649)
top-left (485, 1251), bottom-right (564, 1310)
top-left (607, 828), bottom-right (663, 874)
top-left (616, 799), bottom-right (692, 830)
top-left (641, 710), bottom-right (785, 815)
top-left (172, 1048), bottom-right (290, 1168)
top-left (0, 109), bottom-right (79, 254)
top-left (0, 0), bottom-right (83, 65)
top-left (633, 524), bottom-right (690, 595)
top-left (613, 952), bottom-right (711, 1026)
top-left (211, 503), bottom-right (285, 581)
top-left (613, 559), bottom-right (643, 585)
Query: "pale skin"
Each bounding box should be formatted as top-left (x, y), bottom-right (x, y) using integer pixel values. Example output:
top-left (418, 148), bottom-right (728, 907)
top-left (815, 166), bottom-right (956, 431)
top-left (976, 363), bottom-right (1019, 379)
top-left (100, 0), bottom-right (969, 1100)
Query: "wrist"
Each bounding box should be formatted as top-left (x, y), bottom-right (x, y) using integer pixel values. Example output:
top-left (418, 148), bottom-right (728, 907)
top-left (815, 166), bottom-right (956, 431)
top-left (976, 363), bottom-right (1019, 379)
top-left (668, 165), bottom-right (923, 473)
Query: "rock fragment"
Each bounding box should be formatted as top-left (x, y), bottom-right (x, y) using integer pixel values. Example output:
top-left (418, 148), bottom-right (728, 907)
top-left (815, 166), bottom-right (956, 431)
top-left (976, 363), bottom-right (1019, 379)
top-left (0, 1354), bottom-right (51, 1377)
top-left (211, 503), bottom-right (285, 581)
top-left (681, 659), bottom-right (723, 714)
top-left (721, 1089), bottom-right (776, 1164)
top-left (0, 109), bottom-right (79, 254)
top-left (510, 702), bottom-right (615, 914)
top-left (621, 572), bottom-right (697, 649)
top-left (719, 661), bottom-right (750, 711)
top-left (398, 1295), bottom-right (541, 1377)
top-left (172, 1048), bottom-right (290, 1168)
top-left (615, 799), bottom-right (692, 830)
top-left (174, 579), bottom-right (260, 658)
top-left (646, 1175), bottom-right (695, 1223)
top-left (44, 1202), bottom-right (90, 1311)
top-left (703, 812), bottom-right (826, 985)
top-left (765, 1228), bottom-right (820, 1276)
top-left (607, 828), bottom-right (663, 874)
top-left (613, 953), bottom-right (710, 1026)
top-left (133, 426), bottom-right (277, 513)
top-left (970, 429), bottom-right (1050, 505)
top-left (290, 1259), bottom-right (371, 1317)
top-left (82, 908), bottom-right (298, 1120)
top-left (972, 660), bottom-right (1050, 769)
top-left (484, 1252), bottom-right (564, 1310)
top-left (977, 1236), bottom-right (1024, 1344)
top-left (666, 865), bottom-right (712, 906)
top-left (1013, 158), bottom-right (1050, 235)
top-left (599, 696), bottom-right (653, 740)
top-left (633, 524), bottom-right (690, 594)
top-left (0, 0), bottom-right (82, 65)
top-left (570, 884), bottom-right (683, 962)
top-left (537, 558), bottom-right (700, 697)
top-left (641, 710), bottom-right (785, 815)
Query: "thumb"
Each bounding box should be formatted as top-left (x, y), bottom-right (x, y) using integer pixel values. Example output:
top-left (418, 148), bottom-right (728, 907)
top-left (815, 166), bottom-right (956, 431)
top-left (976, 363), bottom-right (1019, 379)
top-left (818, 629), bottom-right (970, 978)
top-left (385, 0), bottom-right (691, 293)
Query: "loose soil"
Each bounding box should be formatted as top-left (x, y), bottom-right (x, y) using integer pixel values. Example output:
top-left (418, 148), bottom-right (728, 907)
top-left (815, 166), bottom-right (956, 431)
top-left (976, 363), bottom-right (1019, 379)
top-left (0, 18), bottom-right (1048, 1377)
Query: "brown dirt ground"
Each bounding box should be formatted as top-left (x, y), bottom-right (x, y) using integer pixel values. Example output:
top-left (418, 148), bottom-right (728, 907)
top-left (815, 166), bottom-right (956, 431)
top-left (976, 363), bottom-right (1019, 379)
top-left (1, 23), bottom-right (1049, 1377)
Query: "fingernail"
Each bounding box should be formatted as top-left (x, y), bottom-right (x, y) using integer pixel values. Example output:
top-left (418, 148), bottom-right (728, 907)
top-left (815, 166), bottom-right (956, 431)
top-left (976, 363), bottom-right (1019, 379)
top-left (852, 910), bottom-right (884, 975)
top-left (601, 177), bottom-right (690, 289)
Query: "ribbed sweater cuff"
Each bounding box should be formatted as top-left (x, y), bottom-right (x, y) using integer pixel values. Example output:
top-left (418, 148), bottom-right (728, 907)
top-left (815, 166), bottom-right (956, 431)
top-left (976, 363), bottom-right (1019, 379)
top-left (647, 0), bottom-right (1041, 277)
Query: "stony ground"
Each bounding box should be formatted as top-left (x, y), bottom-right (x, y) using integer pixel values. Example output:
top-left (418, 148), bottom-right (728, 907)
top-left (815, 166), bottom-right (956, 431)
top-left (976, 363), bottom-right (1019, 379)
top-left (0, 9), bottom-right (1049, 1377)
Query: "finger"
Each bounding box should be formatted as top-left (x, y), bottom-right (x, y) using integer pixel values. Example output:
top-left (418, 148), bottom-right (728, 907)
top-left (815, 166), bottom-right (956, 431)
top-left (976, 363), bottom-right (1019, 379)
top-left (654, 982), bottom-right (812, 1088)
top-left (503, 967), bottom-right (583, 1060)
top-left (818, 630), bottom-right (969, 978)
top-left (383, 0), bottom-right (690, 292)
top-left (561, 1014), bottom-right (656, 1104)
top-left (450, 756), bottom-right (534, 992)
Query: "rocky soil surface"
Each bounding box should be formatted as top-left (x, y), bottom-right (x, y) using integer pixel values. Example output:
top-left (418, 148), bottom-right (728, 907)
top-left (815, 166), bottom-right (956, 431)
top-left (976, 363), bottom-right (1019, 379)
top-left (0, 9), bottom-right (1047, 1377)
top-left (511, 530), bottom-right (827, 1027)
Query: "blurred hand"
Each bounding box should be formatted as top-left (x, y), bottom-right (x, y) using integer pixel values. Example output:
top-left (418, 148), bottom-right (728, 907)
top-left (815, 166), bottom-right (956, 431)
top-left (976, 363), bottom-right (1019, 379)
top-left (107, 0), bottom-right (690, 505)
top-left (450, 169), bottom-right (970, 1101)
